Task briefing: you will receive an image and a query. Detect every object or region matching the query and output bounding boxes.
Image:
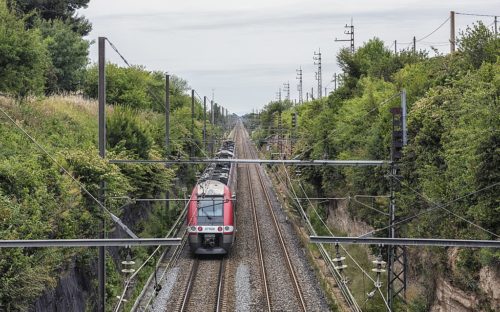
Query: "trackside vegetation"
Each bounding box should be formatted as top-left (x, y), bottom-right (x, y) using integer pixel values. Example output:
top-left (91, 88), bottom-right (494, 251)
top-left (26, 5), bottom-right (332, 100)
top-left (252, 23), bottom-right (499, 311)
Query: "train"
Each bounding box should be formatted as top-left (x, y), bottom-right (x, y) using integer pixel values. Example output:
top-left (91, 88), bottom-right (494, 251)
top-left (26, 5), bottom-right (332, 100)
top-left (187, 139), bottom-right (237, 255)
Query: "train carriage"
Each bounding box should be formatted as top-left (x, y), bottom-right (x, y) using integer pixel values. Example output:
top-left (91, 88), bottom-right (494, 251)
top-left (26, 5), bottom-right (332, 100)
top-left (187, 140), bottom-right (236, 255)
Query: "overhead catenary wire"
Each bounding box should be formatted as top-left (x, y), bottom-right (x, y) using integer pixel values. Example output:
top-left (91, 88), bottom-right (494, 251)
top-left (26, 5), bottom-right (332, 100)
top-left (391, 175), bottom-right (500, 238)
top-left (415, 17), bottom-right (450, 43)
top-left (279, 163), bottom-right (392, 311)
top-left (359, 181), bottom-right (500, 238)
top-left (106, 39), bottom-right (215, 158)
top-left (455, 12), bottom-right (499, 18)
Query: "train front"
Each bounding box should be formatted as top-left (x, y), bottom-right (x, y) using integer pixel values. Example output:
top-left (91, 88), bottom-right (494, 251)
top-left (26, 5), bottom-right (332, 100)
top-left (187, 180), bottom-right (234, 255)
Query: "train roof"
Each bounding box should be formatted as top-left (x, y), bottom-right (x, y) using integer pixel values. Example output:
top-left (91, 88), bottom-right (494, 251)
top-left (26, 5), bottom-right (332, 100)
top-left (197, 180), bottom-right (226, 196)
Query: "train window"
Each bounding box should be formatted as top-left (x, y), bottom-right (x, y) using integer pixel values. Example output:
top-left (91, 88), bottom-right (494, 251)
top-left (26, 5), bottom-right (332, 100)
top-left (198, 198), bottom-right (224, 218)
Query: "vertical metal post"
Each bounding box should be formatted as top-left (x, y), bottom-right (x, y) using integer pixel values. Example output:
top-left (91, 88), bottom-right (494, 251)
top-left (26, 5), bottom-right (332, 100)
top-left (401, 89), bottom-right (407, 146)
top-left (165, 75), bottom-right (170, 155)
top-left (450, 11), bottom-right (456, 53)
top-left (191, 89), bottom-right (195, 157)
top-left (413, 36), bottom-right (416, 53)
top-left (97, 36), bottom-right (106, 312)
top-left (387, 161), bottom-right (396, 311)
top-left (394, 40), bottom-right (397, 54)
top-left (334, 73), bottom-right (337, 91)
top-left (203, 96), bottom-right (207, 151)
top-left (210, 100), bottom-right (214, 156)
top-left (350, 18), bottom-right (355, 53)
top-left (165, 74), bottom-right (170, 213)
top-left (495, 16), bottom-right (498, 36)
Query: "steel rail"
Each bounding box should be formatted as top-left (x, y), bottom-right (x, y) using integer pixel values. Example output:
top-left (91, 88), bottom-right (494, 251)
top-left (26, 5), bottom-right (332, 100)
top-left (267, 148), bottom-right (361, 311)
top-left (215, 259), bottom-right (226, 312)
top-left (246, 161), bottom-right (272, 312)
top-left (0, 238), bottom-right (181, 248)
top-left (247, 134), bottom-right (308, 312)
top-left (109, 158), bottom-right (389, 166)
top-left (310, 236), bottom-right (500, 248)
top-left (179, 259), bottom-right (200, 312)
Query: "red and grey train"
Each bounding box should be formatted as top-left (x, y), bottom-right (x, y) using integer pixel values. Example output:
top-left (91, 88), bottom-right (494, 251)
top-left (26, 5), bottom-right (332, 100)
top-left (187, 140), bottom-right (236, 254)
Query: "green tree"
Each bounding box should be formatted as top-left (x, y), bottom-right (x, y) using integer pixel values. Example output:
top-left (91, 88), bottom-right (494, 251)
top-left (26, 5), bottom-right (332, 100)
top-left (458, 21), bottom-right (500, 69)
top-left (8, 0), bottom-right (91, 35)
top-left (0, 0), bottom-right (49, 97)
top-left (39, 19), bottom-right (89, 93)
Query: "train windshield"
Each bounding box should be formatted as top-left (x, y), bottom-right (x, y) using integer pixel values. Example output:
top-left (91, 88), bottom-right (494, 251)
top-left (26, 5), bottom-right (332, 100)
top-left (197, 197), bottom-right (224, 223)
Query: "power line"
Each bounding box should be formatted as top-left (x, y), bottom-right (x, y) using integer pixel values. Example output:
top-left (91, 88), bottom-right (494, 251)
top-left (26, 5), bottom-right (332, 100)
top-left (391, 175), bottom-right (500, 238)
top-left (359, 181), bottom-right (500, 238)
top-left (455, 12), bottom-right (499, 18)
top-left (281, 165), bottom-right (390, 311)
top-left (106, 38), bottom-right (132, 67)
top-left (415, 17), bottom-right (450, 43)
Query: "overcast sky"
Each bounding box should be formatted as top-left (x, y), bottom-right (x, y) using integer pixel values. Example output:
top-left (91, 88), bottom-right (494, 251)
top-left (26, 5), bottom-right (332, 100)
top-left (80, 1), bottom-right (498, 115)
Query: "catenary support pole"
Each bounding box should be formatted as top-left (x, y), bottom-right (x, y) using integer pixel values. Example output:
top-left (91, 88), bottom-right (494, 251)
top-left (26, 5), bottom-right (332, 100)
top-left (401, 89), bottom-right (407, 145)
top-left (203, 96), bottom-right (207, 151)
top-left (191, 89), bottom-right (195, 157)
top-left (97, 36), bottom-right (106, 312)
top-left (165, 74), bottom-right (170, 214)
top-left (450, 11), bottom-right (456, 53)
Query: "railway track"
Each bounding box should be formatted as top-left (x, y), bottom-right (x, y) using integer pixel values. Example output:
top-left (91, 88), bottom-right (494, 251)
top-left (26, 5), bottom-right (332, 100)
top-left (177, 257), bottom-right (226, 312)
top-left (241, 126), bottom-right (307, 312)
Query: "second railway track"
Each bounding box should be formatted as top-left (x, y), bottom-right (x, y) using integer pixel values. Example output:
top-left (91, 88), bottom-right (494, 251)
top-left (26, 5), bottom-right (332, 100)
top-left (241, 125), bottom-right (307, 312)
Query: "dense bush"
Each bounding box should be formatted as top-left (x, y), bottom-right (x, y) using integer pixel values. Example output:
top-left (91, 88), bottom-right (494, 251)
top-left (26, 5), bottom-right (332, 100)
top-left (0, 0), bottom-right (49, 97)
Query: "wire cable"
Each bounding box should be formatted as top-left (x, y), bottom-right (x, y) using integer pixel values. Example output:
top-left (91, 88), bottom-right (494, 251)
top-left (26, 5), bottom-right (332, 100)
top-left (416, 17), bottom-right (450, 43)
top-left (392, 175), bottom-right (500, 238)
top-left (360, 181), bottom-right (500, 238)
top-left (455, 12), bottom-right (499, 18)
top-left (280, 164), bottom-right (391, 311)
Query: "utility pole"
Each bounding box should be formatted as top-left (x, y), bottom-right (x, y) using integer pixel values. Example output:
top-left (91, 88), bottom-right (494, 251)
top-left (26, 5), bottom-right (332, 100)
top-left (394, 40), bottom-right (397, 54)
top-left (413, 36), bottom-right (416, 53)
top-left (276, 88), bottom-right (282, 102)
top-left (450, 11), bottom-right (456, 53)
top-left (332, 73), bottom-right (337, 91)
top-left (314, 49), bottom-right (322, 98)
top-left (165, 74), bottom-right (170, 217)
top-left (210, 100), bottom-right (214, 156)
top-left (296, 67), bottom-right (303, 104)
top-left (283, 82), bottom-right (290, 101)
top-left (310, 87), bottom-right (314, 100)
top-left (495, 16), bottom-right (498, 36)
top-left (387, 92), bottom-right (408, 311)
top-left (191, 89), bottom-right (195, 158)
top-left (203, 96), bottom-right (207, 151)
top-left (97, 36), bottom-right (106, 312)
top-left (335, 18), bottom-right (355, 53)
